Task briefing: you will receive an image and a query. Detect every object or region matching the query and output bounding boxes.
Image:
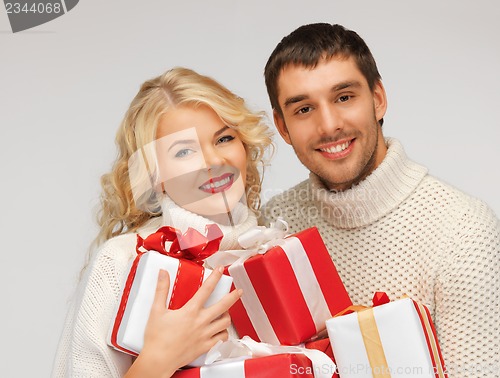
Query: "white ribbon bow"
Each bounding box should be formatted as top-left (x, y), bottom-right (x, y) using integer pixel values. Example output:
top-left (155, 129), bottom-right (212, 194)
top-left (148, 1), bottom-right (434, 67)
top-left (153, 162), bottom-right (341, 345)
top-left (204, 336), bottom-right (336, 378)
top-left (205, 218), bottom-right (289, 268)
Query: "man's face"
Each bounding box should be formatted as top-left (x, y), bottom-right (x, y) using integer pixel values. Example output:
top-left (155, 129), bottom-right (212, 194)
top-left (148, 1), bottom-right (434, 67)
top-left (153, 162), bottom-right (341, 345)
top-left (274, 56), bottom-right (387, 191)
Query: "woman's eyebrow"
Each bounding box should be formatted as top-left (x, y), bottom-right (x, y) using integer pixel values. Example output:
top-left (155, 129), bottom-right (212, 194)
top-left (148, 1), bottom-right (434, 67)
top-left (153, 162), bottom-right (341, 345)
top-left (167, 125), bottom-right (230, 151)
top-left (213, 125), bottom-right (230, 138)
top-left (167, 139), bottom-right (196, 152)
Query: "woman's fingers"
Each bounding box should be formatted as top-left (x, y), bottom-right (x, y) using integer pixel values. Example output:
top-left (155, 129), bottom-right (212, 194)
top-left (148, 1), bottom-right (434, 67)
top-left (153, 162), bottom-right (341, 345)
top-left (151, 266), bottom-right (241, 326)
top-left (211, 329), bottom-right (230, 344)
top-left (204, 287), bottom-right (242, 320)
top-left (188, 266), bottom-right (225, 307)
top-left (205, 311), bottom-right (232, 337)
top-left (151, 269), bottom-right (170, 313)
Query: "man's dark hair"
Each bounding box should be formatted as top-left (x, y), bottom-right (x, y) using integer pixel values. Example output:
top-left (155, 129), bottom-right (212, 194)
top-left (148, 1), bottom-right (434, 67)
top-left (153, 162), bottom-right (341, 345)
top-left (265, 23), bottom-right (382, 121)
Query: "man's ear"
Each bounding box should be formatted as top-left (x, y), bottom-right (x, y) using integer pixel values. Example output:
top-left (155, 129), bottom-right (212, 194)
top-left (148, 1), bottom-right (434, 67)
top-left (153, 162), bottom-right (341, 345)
top-left (373, 80), bottom-right (388, 124)
top-left (273, 109), bottom-right (292, 145)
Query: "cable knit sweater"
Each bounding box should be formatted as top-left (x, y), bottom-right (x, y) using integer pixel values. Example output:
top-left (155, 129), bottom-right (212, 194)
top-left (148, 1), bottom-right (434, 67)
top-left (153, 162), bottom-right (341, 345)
top-left (260, 138), bottom-right (500, 377)
top-left (52, 198), bottom-right (257, 377)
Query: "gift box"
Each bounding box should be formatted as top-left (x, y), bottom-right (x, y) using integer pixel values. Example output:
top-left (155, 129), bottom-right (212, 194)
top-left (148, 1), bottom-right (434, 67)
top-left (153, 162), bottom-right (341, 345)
top-left (326, 293), bottom-right (447, 378)
top-left (172, 354), bottom-right (317, 378)
top-left (108, 225), bottom-right (232, 362)
top-left (187, 335), bottom-right (336, 378)
top-left (227, 227), bottom-right (352, 345)
top-left (305, 338), bottom-right (339, 378)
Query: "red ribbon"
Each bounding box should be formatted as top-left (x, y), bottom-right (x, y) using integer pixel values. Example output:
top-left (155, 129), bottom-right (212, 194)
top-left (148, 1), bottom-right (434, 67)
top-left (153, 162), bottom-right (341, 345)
top-left (372, 291), bottom-right (390, 307)
top-left (136, 224), bottom-right (223, 265)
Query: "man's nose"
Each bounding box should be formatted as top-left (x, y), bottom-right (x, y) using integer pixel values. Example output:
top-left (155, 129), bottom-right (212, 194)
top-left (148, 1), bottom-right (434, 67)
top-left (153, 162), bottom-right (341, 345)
top-left (317, 104), bottom-right (343, 135)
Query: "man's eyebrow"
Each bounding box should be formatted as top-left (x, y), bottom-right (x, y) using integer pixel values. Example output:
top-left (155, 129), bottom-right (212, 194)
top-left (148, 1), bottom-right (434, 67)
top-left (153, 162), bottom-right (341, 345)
top-left (283, 95), bottom-right (308, 109)
top-left (331, 81), bottom-right (361, 92)
top-left (282, 81), bottom-right (362, 109)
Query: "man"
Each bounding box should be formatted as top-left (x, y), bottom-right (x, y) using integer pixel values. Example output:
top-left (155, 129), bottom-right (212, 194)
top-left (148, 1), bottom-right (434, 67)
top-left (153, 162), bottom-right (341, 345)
top-left (260, 23), bottom-right (499, 377)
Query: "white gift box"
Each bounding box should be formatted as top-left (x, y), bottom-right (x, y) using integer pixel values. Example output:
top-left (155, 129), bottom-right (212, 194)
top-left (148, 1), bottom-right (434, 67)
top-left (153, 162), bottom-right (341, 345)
top-left (108, 250), bottom-right (233, 366)
top-left (326, 297), bottom-right (447, 378)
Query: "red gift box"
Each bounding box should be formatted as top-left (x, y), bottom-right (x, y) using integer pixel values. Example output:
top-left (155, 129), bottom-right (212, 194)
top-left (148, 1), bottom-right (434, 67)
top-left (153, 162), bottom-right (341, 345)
top-left (227, 227), bottom-right (352, 345)
top-left (173, 354), bottom-right (317, 378)
top-left (305, 338), bottom-right (338, 378)
top-left (108, 225), bottom-right (232, 361)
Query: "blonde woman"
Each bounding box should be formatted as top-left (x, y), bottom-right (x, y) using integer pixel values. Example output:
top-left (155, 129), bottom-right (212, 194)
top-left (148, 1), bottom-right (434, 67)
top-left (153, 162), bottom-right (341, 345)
top-left (52, 67), bottom-right (273, 377)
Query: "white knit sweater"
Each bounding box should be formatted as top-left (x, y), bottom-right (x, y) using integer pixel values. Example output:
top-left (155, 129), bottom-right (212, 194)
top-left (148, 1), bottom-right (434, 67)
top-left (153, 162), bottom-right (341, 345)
top-left (52, 198), bottom-right (257, 377)
top-left (260, 138), bottom-right (500, 377)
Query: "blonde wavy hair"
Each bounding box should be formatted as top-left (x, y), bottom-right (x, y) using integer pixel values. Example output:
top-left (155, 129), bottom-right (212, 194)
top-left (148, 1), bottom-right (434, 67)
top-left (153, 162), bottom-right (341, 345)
top-left (95, 67), bottom-right (273, 246)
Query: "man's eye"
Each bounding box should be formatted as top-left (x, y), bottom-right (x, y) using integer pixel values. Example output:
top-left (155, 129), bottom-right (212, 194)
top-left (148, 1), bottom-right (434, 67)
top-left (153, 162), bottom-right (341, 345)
top-left (337, 95), bottom-right (351, 103)
top-left (297, 106), bottom-right (312, 114)
top-left (174, 148), bottom-right (194, 158)
top-left (217, 135), bottom-right (235, 144)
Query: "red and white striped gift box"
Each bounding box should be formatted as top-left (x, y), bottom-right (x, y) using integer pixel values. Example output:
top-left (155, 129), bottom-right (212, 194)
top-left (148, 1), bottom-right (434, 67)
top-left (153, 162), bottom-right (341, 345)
top-left (107, 251), bottom-right (232, 359)
top-left (228, 227), bottom-right (352, 345)
top-left (305, 338), bottom-right (339, 378)
top-left (326, 295), bottom-right (448, 378)
top-left (172, 354), bottom-right (319, 378)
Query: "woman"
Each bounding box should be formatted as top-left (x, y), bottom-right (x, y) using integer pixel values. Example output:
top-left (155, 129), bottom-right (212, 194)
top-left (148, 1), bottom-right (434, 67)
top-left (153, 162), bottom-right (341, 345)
top-left (52, 67), bottom-right (273, 377)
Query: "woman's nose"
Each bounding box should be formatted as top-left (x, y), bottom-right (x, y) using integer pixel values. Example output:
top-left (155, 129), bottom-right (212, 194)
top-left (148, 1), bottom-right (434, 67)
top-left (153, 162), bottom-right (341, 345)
top-left (202, 147), bottom-right (225, 169)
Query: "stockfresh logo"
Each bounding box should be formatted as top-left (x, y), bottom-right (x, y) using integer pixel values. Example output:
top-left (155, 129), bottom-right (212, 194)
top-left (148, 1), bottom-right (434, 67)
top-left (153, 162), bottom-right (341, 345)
top-left (4, 0), bottom-right (79, 33)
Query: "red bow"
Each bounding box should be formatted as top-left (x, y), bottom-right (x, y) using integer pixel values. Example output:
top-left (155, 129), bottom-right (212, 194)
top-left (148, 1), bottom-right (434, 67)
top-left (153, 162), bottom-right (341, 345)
top-left (136, 224), bottom-right (223, 265)
top-left (372, 291), bottom-right (390, 307)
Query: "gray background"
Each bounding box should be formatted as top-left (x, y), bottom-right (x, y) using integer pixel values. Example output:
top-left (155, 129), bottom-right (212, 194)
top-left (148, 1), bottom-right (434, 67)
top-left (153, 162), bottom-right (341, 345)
top-left (1, 1), bottom-right (499, 376)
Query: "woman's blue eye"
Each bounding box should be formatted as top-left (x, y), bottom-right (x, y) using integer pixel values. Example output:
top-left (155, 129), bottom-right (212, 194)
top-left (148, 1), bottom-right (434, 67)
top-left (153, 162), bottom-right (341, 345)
top-left (174, 148), bottom-right (193, 158)
top-left (217, 135), bottom-right (235, 144)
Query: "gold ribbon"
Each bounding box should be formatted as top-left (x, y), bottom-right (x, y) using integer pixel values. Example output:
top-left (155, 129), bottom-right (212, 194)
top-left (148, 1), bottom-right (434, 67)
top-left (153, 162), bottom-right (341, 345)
top-left (333, 296), bottom-right (447, 378)
top-left (357, 308), bottom-right (391, 377)
top-left (333, 304), bottom-right (391, 377)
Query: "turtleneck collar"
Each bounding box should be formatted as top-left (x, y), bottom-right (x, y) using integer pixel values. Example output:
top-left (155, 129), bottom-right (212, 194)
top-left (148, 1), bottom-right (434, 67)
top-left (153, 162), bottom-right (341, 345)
top-left (150, 195), bottom-right (258, 251)
top-left (309, 138), bottom-right (428, 229)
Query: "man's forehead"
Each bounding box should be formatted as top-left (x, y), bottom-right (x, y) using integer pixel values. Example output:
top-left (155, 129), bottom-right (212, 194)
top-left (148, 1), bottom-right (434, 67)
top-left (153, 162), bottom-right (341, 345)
top-left (277, 55), bottom-right (363, 95)
top-left (278, 54), bottom-right (352, 77)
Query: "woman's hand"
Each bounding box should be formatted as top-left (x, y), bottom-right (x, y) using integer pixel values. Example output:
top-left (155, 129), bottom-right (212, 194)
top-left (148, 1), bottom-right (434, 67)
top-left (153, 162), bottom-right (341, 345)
top-left (125, 266), bottom-right (241, 378)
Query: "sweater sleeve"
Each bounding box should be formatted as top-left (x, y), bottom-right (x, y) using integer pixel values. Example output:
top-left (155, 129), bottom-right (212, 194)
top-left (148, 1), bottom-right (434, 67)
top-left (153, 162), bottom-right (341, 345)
top-left (435, 201), bottom-right (500, 377)
top-left (51, 237), bottom-right (135, 378)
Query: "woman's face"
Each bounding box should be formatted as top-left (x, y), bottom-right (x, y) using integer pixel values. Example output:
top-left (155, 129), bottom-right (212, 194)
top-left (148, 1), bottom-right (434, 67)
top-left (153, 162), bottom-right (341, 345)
top-left (155, 104), bottom-right (247, 219)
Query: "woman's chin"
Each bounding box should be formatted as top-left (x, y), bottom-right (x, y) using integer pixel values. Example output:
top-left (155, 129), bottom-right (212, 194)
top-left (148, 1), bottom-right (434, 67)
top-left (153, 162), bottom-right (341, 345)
top-left (184, 193), bottom-right (241, 217)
